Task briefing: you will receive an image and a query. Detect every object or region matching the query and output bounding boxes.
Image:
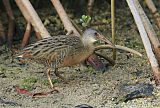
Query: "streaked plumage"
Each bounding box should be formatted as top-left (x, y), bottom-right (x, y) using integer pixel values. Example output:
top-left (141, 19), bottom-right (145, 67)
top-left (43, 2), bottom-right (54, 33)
top-left (22, 35), bottom-right (94, 68)
top-left (19, 28), bottom-right (113, 89)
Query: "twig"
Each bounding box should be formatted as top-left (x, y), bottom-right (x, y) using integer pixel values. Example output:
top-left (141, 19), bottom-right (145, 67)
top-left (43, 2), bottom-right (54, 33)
top-left (15, 0), bottom-right (50, 38)
top-left (34, 27), bottom-right (42, 40)
top-left (50, 0), bottom-right (80, 36)
top-left (3, 0), bottom-right (15, 48)
top-left (70, 19), bottom-right (83, 35)
top-left (90, 22), bottom-right (110, 26)
top-left (135, 0), bottom-right (160, 48)
top-left (126, 0), bottom-right (160, 85)
top-left (95, 45), bottom-right (142, 57)
top-left (87, 0), bottom-right (95, 16)
top-left (21, 22), bottom-right (31, 48)
top-left (145, 0), bottom-right (160, 29)
top-left (134, 0), bottom-right (160, 64)
top-left (0, 17), bottom-right (5, 45)
top-left (111, 0), bottom-right (116, 60)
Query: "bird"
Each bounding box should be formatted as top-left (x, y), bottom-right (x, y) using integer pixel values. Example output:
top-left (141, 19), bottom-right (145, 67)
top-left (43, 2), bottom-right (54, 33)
top-left (18, 28), bottom-right (113, 90)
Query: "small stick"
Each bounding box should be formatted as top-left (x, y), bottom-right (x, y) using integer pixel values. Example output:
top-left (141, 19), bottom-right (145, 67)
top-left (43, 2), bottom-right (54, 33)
top-left (15, 0), bottom-right (50, 38)
top-left (126, 0), bottom-right (160, 85)
top-left (95, 45), bottom-right (142, 57)
top-left (91, 22), bottom-right (110, 26)
top-left (87, 0), bottom-right (95, 16)
top-left (135, 0), bottom-right (160, 48)
top-left (50, 0), bottom-right (80, 36)
top-left (35, 32), bottom-right (42, 40)
top-left (21, 22), bottom-right (31, 48)
top-left (3, 0), bottom-right (15, 48)
top-left (145, 0), bottom-right (160, 29)
top-left (21, 22), bottom-right (42, 48)
top-left (70, 19), bottom-right (83, 35)
top-left (111, 0), bottom-right (116, 60)
top-left (0, 17), bottom-right (6, 45)
top-left (34, 27), bottom-right (42, 40)
top-left (134, 0), bottom-right (160, 64)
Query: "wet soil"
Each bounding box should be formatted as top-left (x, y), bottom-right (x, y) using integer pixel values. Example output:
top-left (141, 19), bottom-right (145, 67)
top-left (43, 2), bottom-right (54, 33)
top-left (0, 1), bottom-right (160, 108)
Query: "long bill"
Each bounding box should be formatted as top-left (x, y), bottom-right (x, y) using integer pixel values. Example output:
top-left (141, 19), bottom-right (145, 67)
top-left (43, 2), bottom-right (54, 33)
top-left (97, 33), bottom-right (115, 47)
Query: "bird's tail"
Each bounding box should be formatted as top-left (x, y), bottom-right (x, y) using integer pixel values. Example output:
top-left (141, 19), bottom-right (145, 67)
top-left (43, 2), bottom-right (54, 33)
top-left (15, 47), bottom-right (33, 58)
top-left (16, 53), bottom-right (31, 58)
top-left (14, 50), bottom-right (32, 65)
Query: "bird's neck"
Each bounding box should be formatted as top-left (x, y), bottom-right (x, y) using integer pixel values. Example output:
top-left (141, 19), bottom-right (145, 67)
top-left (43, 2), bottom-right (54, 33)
top-left (82, 36), bottom-right (94, 47)
top-left (81, 37), bottom-right (95, 52)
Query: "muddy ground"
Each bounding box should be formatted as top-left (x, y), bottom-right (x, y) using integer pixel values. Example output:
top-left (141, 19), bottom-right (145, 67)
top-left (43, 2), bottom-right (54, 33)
top-left (0, 1), bottom-right (160, 108)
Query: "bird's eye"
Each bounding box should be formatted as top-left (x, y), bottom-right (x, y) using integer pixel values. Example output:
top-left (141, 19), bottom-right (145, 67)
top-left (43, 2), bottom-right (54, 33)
top-left (94, 32), bottom-right (98, 35)
top-left (94, 32), bottom-right (99, 39)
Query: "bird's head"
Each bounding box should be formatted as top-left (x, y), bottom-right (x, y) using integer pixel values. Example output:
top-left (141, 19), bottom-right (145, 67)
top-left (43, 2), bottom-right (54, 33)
top-left (82, 28), bottom-right (113, 46)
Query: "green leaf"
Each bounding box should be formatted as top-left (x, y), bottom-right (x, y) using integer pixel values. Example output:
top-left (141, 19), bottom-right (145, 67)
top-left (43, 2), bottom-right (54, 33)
top-left (43, 19), bottom-right (50, 26)
top-left (82, 15), bottom-right (86, 20)
top-left (80, 19), bottom-right (84, 23)
top-left (86, 16), bottom-right (91, 24)
top-left (82, 23), bottom-right (87, 27)
top-left (80, 15), bottom-right (92, 27)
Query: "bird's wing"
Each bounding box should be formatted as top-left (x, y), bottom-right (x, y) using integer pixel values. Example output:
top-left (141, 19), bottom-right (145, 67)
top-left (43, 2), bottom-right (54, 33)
top-left (19, 35), bottom-right (81, 63)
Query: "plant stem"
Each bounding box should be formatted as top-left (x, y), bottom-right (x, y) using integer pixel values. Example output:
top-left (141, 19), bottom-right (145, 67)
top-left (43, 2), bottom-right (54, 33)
top-left (111, 0), bottom-right (116, 60)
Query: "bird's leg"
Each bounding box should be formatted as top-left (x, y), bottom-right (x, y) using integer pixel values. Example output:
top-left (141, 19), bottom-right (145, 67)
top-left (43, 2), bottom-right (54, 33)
top-left (54, 68), bottom-right (68, 83)
top-left (44, 68), bottom-right (59, 93)
top-left (46, 68), bottom-right (54, 88)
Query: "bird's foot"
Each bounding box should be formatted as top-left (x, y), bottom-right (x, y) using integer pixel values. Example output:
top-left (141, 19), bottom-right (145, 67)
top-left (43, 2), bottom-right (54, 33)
top-left (54, 70), bottom-right (68, 83)
top-left (50, 86), bottom-right (59, 93)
